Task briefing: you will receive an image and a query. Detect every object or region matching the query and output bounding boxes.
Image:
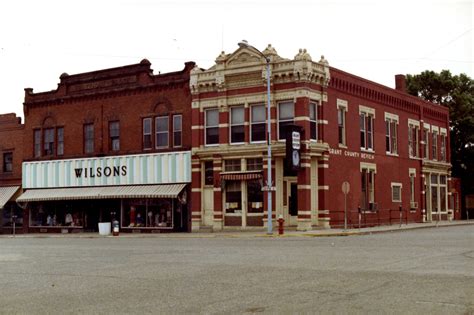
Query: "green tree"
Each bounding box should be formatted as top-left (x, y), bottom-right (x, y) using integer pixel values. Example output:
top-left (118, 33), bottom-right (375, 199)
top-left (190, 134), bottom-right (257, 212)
top-left (406, 70), bottom-right (474, 200)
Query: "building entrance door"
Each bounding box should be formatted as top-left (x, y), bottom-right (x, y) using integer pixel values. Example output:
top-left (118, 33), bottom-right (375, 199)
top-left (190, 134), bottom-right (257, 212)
top-left (282, 179), bottom-right (298, 226)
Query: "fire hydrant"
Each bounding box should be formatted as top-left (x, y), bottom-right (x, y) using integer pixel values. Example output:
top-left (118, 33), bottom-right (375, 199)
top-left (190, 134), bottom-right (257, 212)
top-left (277, 215), bottom-right (285, 235)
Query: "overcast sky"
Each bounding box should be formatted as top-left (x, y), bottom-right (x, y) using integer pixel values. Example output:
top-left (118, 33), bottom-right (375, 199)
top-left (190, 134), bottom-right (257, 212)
top-left (0, 0), bottom-right (472, 119)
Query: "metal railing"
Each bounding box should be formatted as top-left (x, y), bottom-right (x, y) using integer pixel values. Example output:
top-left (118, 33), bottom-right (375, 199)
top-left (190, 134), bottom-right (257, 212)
top-left (330, 206), bottom-right (419, 229)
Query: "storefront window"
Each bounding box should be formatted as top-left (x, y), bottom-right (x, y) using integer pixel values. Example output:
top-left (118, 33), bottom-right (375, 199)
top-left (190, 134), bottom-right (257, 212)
top-left (29, 203), bottom-right (83, 227)
top-left (2, 203), bottom-right (23, 227)
top-left (121, 199), bottom-right (173, 228)
top-left (225, 159), bottom-right (241, 172)
top-left (247, 180), bottom-right (263, 213)
top-left (225, 181), bottom-right (241, 214)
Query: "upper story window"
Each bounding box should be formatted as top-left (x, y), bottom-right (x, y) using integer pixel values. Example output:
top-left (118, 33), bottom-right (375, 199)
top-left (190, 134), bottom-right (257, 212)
top-left (230, 106), bottom-right (245, 144)
top-left (440, 134), bottom-right (446, 162)
top-left (57, 127), bottom-right (64, 156)
top-left (423, 126), bottom-right (430, 159)
top-left (247, 158), bottom-right (263, 171)
top-left (43, 128), bottom-right (55, 156)
top-left (225, 159), bottom-right (241, 172)
top-left (3, 152), bottom-right (12, 172)
top-left (359, 106), bottom-right (375, 151)
top-left (278, 101), bottom-right (294, 140)
top-left (408, 120), bottom-right (420, 158)
top-left (33, 127), bottom-right (63, 158)
top-left (205, 109), bottom-right (219, 146)
top-left (155, 116), bottom-right (169, 148)
top-left (109, 121), bottom-right (120, 151)
top-left (34, 129), bottom-right (41, 158)
top-left (143, 118), bottom-right (152, 150)
top-left (385, 113), bottom-right (398, 155)
top-left (337, 99), bottom-right (348, 146)
top-left (251, 104), bottom-right (265, 143)
top-left (309, 102), bottom-right (318, 141)
top-left (432, 130), bottom-right (438, 161)
top-left (173, 115), bottom-right (182, 148)
top-left (409, 170), bottom-right (416, 204)
top-left (84, 123), bottom-right (94, 154)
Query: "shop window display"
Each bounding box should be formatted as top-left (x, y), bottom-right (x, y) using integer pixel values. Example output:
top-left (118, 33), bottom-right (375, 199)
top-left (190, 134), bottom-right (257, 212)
top-left (122, 199), bottom-right (173, 228)
top-left (29, 203), bottom-right (83, 227)
top-left (2, 204), bottom-right (23, 227)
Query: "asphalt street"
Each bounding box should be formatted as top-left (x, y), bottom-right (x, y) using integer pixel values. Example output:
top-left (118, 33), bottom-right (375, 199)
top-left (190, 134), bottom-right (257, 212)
top-left (0, 225), bottom-right (473, 314)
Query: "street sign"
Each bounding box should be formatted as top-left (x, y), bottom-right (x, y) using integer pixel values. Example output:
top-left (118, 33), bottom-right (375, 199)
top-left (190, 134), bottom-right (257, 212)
top-left (262, 186), bottom-right (276, 192)
top-left (292, 131), bottom-right (300, 150)
top-left (342, 181), bottom-right (350, 194)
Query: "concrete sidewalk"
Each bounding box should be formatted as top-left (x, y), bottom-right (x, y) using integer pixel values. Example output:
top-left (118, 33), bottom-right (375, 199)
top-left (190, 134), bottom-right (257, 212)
top-left (2, 220), bottom-right (473, 239)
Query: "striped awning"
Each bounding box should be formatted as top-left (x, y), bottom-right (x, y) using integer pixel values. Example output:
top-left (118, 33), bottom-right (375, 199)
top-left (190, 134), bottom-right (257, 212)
top-left (0, 186), bottom-right (20, 209)
top-left (220, 171), bottom-right (262, 181)
top-left (16, 184), bottom-right (187, 202)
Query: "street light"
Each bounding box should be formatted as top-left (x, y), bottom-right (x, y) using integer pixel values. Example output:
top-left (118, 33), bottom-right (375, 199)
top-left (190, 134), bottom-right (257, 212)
top-left (238, 40), bottom-right (273, 234)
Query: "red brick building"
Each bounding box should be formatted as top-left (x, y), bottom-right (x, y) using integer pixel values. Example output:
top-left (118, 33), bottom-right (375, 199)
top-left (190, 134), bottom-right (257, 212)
top-left (189, 44), bottom-right (453, 231)
top-left (0, 113), bottom-right (24, 233)
top-left (16, 59), bottom-right (194, 233)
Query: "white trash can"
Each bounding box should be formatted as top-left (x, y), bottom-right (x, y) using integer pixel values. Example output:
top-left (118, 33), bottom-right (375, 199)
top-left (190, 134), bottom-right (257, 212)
top-left (98, 222), bottom-right (111, 236)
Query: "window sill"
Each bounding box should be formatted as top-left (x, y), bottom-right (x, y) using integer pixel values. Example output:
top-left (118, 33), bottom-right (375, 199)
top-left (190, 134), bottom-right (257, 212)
top-left (360, 148), bottom-right (375, 153)
top-left (338, 144), bottom-right (347, 149)
top-left (386, 152), bottom-right (399, 157)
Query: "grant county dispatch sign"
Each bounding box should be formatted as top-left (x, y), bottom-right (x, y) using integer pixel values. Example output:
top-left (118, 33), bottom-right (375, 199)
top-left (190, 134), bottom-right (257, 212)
top-left (22, 151), bottom-right (191, 189)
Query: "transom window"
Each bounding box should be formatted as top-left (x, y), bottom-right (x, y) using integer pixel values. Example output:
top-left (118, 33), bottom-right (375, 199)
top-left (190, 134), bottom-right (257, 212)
top-left (246, 158), bottom-right (263, 171)
top-left (230, 106), bottom-right (245, 144)
top-left (278, 101), bottom-right (294, 140)
top-left (205, 109), bottom-right (219, 145)
top-left (225, 159), bottom-right (241, 172)
top-left (251, 104), bottom-right (265, 143)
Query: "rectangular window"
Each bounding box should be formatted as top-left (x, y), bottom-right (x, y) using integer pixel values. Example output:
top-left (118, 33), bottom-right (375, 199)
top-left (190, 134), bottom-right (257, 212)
top-left (391, 183), bottom-right (402, 202)
top-left (57, 127), bottom-right (64, 156)
top-left (246, 158), bottom-right (263, 171)
top-left (361, 168), bottom-right (375, 210)
top-left (34, 129), bottom-right (41, 158)
top-left (3, 152), bottom-right (12, 172)
top-left (424, 128), bottom-right (430, 159)
top-left (230, 106), bottom-right (245, 144)
top-left (143, 118), bottom-right (152, 150)
top-left (309, 102), bottom-right (318, 140)
top-left (385, 119), bottom-right (398, 154)
top-left (338, 107), bottom-right (346, 145)
top-left (225, 159), bottom-right (241, 172)
top-left (432, 131), bottom-right (438, 160)
top-left (173, 115), bottom-right (182, 147)
top-left (43, 128), bottom-right (54, 156)
top-left (408, 124), bottom-right (419, 158)
top-left (360, 113), bottom-right (373, 150)
top-left (440, 135), bottom-right (446, 161)
top-left (84, 124), bottom-right (94, 154)
top-left (155, 116), bottom-right (169, 148)
top-left (225, 181), bottom-right (242, 214)
top-left (204, 161), bottom-right (214, 186)
top-left (251, 105), bottom-right (265, 142)
top-left (205, 109), bottom-right (219, 145)
top-left (278, 101), bottom-right (294, 140)
top-left (109, 121), bottom-right (120, 151)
